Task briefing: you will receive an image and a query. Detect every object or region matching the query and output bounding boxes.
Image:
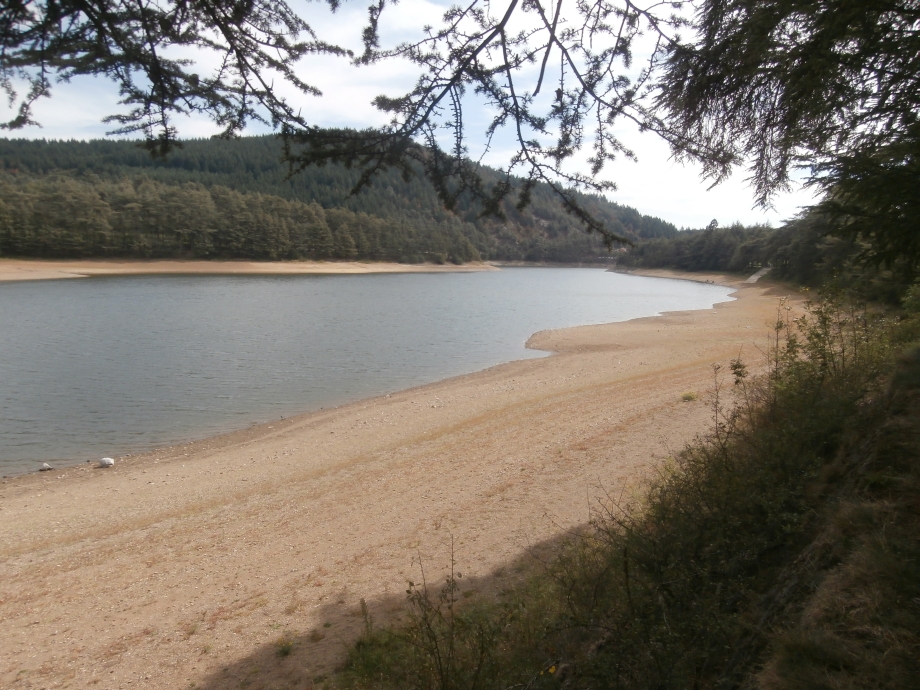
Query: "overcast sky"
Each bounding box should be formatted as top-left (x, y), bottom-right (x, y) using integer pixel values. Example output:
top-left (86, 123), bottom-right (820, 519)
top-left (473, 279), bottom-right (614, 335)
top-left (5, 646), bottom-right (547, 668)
top-left (1, 0), bottom-right (817, 230)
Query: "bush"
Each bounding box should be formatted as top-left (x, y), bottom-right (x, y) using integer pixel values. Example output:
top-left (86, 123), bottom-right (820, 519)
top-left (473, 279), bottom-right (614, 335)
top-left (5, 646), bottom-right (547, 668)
top-left (902, 279), bottom-right (920, 314)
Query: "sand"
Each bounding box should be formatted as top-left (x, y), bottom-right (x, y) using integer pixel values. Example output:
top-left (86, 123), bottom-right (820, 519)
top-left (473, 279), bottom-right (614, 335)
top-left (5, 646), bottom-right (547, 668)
top-left (0, 259), bottom-right (497, 282)
top-left (0, 270), bottom-right (799, 689)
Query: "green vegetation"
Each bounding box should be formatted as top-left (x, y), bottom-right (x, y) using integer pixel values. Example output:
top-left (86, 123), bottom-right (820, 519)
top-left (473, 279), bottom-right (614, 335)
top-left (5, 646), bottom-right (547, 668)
top-left (618, 216), bottom-right (918, 306)
top-left (274, 637), bottom-right (295, 658)
top-left (332, 296), bottom-right (920, 690)
top-left (0, 136), bottom-right (677, 262)
top-left (0, 173), bottom-right (481, 263)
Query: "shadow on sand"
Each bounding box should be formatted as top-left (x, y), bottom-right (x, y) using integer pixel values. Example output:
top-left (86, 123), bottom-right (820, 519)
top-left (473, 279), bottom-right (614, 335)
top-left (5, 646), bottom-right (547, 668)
top-left (192, 533), bottom-right (569, 690)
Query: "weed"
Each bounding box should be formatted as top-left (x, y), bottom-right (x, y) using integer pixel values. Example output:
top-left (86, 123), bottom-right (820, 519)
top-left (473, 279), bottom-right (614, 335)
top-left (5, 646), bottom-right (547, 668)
top-left (359, 598), bottom-right (372, 636)
top-left (274, 636), bottom-right (294, 657)
top-left (680, 390), bottom-right (697, 401)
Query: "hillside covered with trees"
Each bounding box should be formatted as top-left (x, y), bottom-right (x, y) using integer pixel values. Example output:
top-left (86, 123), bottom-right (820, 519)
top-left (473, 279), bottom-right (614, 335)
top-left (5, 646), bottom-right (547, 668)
top-left (0, 136), bottom-right (677, 263)
top-left (618, 215), bottom-right (918, 305)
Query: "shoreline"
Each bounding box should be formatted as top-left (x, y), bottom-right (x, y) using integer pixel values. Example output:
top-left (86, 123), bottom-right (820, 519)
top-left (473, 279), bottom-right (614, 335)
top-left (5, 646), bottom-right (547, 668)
top-left (610, 265), bottom-right (749, 284)
top-left (0, 270), bottom-right (797, 689)
top-left (0, 263), bottom-right (726, 479)
top-left (0, 260), bottom-right (737, 479)
top-left (0, 258), bottom-right (499, 282)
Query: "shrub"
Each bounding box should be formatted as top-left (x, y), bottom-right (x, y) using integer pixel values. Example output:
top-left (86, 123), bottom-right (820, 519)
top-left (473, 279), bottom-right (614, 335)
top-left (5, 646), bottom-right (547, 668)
top-left (275, 636), bottom-right (294, 657)
top-left (902, 279), bottom-right (920, 314)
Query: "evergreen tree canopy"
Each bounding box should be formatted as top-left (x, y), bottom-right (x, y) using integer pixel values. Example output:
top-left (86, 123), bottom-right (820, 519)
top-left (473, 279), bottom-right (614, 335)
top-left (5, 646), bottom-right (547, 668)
top-left (659, 0), bottom-right (920, 269)
top-left (660, 1), bottom-right (920, 202)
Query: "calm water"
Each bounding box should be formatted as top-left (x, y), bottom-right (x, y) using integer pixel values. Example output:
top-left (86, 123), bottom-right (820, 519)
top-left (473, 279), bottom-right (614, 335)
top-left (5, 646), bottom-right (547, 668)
top-left (0, 268), bottom-right (732, 475)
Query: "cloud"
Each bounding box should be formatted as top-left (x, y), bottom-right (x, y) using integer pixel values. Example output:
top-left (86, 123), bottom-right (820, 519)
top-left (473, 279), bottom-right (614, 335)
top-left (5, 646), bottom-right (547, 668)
top-left (584, 128), bottom-right (818, 229)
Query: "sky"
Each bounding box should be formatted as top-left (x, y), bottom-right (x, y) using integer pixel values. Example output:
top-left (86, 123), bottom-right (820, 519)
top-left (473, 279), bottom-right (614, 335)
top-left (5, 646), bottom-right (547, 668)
top-left (1, 0), bottom-right (817, 230)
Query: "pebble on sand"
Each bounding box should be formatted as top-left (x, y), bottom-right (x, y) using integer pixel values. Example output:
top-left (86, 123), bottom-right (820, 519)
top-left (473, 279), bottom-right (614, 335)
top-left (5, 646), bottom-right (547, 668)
top-left (99, 457), bottom-right (115, 468)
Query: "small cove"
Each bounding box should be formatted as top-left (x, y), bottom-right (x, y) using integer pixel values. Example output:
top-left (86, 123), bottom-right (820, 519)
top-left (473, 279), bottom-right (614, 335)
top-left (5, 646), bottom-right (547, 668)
top-left (0, 268), bottom-right (733, 475)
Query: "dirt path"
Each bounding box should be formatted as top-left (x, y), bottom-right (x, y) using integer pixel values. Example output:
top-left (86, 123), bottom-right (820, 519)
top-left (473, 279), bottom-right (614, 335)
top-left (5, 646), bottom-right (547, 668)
top-left (0, 271), bottom-right (798, 689)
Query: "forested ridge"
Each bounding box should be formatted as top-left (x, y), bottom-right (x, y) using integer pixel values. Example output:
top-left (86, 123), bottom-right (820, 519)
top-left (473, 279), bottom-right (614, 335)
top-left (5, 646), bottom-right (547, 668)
top-left (0, 136), bottom-right (677, 263)
top-left (618, 216), bottom-right (919, 305)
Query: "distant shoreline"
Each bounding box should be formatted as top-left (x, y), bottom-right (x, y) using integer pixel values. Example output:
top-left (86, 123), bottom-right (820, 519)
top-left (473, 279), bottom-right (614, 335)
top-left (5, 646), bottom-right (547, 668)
top-left (0, 259), bottom-right (751, 285)
top-left (612, 266), bottom-right (745, 286)
top-left (0, 258), bottom-right (499, 282)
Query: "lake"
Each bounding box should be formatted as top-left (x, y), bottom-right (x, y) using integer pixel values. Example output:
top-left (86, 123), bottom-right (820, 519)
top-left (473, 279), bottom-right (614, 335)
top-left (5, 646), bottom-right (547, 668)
top-left (0, 268), bottom-right (733, 475)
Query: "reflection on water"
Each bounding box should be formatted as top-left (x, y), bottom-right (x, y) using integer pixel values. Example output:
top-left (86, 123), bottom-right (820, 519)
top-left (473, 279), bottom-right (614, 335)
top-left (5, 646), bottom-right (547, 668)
top-left (0, 268), bottom-right (732, 474)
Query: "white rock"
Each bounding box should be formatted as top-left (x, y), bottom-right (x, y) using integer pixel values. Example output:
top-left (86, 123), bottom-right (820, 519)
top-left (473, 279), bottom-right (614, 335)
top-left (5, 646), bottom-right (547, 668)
top-left (99, 457), bottom-right (115, 468)
top-left (39, 462), bottom-right (53, 472)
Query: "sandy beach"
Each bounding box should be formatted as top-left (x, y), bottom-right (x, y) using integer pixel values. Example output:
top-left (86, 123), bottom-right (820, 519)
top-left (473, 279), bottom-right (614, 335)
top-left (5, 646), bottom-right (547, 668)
top-left (0, 270), bottom-right (797, 689)
top-left (0, 259), bottom-right (497, 282)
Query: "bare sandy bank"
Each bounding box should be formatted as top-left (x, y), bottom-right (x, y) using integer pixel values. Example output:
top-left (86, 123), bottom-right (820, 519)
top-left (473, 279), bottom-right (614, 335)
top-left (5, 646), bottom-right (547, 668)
top-left (0, 272), bottom-right (800, 689)
top-left (0, 258), bottom-right (497, 282)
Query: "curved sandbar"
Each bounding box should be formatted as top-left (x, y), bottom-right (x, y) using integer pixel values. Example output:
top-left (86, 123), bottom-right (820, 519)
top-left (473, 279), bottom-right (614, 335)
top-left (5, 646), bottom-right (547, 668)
top-left (0, 258), bottom-right (498, 282)
top-left (0, 271), bottom-right (799, 689)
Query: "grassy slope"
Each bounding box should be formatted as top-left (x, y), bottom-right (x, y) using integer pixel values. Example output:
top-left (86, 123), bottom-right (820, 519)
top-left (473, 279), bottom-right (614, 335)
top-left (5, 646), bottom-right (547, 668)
top-left (759, 346), bottom-right (920, 690)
